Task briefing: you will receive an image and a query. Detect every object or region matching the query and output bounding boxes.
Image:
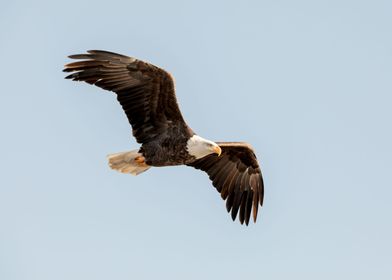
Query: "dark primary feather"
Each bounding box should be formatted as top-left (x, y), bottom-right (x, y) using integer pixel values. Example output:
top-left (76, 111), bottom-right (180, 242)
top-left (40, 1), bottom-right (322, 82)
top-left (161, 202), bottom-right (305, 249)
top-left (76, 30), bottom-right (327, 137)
top-left (63, 50), bottom-right (188, 144)
top-left (188, 142), bottom-right (264, 225)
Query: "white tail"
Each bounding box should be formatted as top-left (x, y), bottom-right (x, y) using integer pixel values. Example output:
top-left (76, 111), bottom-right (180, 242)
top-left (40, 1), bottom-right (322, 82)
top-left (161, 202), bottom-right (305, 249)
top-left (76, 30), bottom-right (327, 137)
top-left (107, 150), bottom-right (151, 176)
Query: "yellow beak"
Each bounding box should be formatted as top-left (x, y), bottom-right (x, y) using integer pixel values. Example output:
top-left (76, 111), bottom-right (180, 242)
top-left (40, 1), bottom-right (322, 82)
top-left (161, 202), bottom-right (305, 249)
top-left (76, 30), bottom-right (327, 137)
top-left (213, 145), bottom-right (222, 156)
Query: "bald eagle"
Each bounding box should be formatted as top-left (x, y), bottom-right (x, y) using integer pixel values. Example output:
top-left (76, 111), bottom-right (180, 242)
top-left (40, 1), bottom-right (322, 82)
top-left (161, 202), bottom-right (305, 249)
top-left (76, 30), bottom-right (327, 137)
top-left (64, 50), bottom-right (264, 225)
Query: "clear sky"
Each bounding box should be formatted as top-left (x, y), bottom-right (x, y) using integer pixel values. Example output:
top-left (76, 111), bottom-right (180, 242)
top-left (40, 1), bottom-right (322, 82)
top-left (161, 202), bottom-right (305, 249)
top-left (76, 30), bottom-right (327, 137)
top-left (1, 0), bottom-right (391, 279)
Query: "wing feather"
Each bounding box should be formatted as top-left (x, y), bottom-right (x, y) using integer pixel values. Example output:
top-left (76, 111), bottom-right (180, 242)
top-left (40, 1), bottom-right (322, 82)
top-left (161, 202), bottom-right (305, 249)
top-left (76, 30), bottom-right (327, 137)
top-left (188, 142), bottom-right (264, 225)
top-left (64, 50), bottom-right (191, 144)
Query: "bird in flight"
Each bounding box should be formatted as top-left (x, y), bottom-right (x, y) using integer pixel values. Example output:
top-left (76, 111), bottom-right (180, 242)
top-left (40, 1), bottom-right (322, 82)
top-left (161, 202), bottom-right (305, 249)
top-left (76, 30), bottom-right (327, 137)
top-left (64, 50), bottom-right (264, 225)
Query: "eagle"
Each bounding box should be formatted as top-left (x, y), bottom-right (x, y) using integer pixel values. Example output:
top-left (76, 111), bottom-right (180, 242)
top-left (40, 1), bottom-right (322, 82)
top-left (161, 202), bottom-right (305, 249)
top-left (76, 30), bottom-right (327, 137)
top-left (64, 50), bottom-right (264, 225)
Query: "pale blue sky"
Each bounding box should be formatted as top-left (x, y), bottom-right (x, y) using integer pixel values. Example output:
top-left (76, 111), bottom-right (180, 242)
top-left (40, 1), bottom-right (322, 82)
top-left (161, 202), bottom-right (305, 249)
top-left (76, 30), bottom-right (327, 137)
top-left (1, 0), bottom-right (391, 279)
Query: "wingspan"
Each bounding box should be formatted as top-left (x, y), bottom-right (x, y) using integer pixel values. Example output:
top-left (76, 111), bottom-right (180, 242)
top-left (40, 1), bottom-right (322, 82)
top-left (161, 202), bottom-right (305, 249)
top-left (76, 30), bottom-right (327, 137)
top-left (64, 50), bottom-right (191, 144)
top-left (188, 142), bottom-right (264, 225)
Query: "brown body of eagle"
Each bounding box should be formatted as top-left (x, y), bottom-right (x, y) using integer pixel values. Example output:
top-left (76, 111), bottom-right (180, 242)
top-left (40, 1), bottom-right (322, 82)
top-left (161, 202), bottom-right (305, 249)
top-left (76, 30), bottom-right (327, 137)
top-left (64, 50), bottom-right (264, 225)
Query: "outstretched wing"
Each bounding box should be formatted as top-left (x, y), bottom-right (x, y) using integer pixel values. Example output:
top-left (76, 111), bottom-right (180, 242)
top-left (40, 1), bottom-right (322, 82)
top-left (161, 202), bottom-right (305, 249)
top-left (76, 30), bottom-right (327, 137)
top-left (188, 142), bottom-right (264, 225)
top-left (64, 50), bottom-right (191, 144)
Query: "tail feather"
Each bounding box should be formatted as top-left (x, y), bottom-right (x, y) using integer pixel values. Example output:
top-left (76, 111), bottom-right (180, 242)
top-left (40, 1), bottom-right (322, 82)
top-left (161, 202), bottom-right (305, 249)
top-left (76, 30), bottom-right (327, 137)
top-left (107, 150), bottom-right (150, 176)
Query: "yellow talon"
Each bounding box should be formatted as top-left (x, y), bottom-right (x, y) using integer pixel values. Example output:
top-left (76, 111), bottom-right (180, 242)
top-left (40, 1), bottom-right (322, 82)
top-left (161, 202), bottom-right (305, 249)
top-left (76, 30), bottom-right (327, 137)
top-left (134, 156), bottom-right (146, 164)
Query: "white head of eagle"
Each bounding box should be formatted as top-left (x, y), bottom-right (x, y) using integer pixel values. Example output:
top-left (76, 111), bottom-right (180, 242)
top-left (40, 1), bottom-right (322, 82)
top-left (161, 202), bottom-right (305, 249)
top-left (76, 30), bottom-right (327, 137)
top-left (186, 135), bottom-right (222, 159)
